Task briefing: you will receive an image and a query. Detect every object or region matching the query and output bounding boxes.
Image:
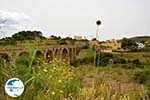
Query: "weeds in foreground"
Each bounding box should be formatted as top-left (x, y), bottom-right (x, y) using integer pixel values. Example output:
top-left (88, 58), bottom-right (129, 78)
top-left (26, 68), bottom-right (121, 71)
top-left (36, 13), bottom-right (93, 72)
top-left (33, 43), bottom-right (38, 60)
top-left (0, 58), bottom-right (81, 100)
top-left (1, 60), bottom-right (150, 99)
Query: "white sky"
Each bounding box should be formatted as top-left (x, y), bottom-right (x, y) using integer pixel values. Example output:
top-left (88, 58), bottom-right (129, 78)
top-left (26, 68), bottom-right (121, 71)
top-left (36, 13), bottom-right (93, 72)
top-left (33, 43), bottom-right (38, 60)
top-left (0, 0), bottom-right (150, 40)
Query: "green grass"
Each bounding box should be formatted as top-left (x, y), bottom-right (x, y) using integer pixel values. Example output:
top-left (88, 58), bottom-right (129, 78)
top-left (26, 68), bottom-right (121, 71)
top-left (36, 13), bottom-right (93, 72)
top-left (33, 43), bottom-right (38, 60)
top-left (1, 60), bottom-right (150, 99)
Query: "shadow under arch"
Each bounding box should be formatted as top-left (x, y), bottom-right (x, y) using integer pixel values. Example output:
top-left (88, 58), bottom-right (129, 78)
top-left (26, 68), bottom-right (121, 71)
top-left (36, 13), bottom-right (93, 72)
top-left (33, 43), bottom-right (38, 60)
top-left (0, 53), bottom-right (11, 62)
top-left (35, 50), bottom-right (43, 58)
top-left (62, 48), bottom-right (69, 63)
top-left (46, 50), bottom-right (53, 62)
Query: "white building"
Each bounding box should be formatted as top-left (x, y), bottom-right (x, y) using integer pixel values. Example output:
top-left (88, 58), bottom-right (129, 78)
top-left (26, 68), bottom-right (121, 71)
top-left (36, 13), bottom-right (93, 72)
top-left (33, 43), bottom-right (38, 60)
top-left (136, 42), bottom-right (145, 48)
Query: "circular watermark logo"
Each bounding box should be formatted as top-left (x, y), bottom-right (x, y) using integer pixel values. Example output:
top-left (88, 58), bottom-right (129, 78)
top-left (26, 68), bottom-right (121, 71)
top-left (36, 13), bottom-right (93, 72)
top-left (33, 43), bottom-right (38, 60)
top-left (5, 78), bottom-right (24, 97)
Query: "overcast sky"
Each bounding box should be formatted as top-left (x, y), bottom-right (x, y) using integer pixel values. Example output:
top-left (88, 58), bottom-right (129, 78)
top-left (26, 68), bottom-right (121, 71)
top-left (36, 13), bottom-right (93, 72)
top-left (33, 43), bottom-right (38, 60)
top-left (0, 0), bottom-right (150, 40)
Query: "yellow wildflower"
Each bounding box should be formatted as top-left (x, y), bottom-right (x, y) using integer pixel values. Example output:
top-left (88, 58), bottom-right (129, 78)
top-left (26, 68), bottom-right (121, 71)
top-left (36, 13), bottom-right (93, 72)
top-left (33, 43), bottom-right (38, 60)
top-left (59, 90), bottom-right (63, 93)
top-left (38, 66), bottom-right (41, 69)
top-left (51, 91), bottom-right (55, 95)
top-left (43, 68), bottom-right (48, 73)
top-left (53, 67), bottom-right (57, 70)
top-left (58, 79), bottom-right (62, 83)
top-left (49, 75), bottom-right (52, 78)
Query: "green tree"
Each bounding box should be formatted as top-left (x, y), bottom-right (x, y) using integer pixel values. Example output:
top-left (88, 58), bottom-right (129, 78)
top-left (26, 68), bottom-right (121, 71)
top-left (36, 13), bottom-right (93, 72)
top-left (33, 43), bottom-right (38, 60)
top-left (121, 38), bottom-right (137, 50)
top-left (12, 31), bottom-right (45, 40)
top-left (49, 35), bottom-right (61, 40)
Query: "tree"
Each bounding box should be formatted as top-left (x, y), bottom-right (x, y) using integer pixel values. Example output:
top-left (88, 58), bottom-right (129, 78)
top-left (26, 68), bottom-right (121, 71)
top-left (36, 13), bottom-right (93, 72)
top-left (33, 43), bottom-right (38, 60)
top-left (140, 40), bottom-right (145, 44)
top-left (121, 38), bottom-right (136, 49)
top-left (49, 35), bottom-right (61, 40)
top-left (12, 31), bottom-right (45, 40)
top-left (92, 38), bottom-right (96, 41)
top-left (63, 37), bottom-right (72, 40)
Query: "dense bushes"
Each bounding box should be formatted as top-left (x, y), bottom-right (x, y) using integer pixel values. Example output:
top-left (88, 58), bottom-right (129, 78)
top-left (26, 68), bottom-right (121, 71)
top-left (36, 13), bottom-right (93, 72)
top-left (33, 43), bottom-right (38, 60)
top-left (96, 52), bottom-right (113, 66)
top-left (132, 59), bottom-right (140, 65)
top-left (72, 52), bottom-right (114, 66)
top-left (72, 57), bottom-right (93, 66)
top-left (73, 49), bottom-right (144, 68)
top-left (114, 58), bottom-right (126, 64)
top-left (133, 69), bottom-right (150, 84)
top-left (121, 38), bottom-right (137, 49)
top-left (132, 68), bottom-right (150, 87)
top-left (141, 47), bottom-right (150, 52)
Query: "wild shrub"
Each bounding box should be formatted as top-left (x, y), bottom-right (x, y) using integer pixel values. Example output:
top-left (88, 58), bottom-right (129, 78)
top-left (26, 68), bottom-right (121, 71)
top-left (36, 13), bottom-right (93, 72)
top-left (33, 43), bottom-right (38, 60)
top-left (72, 57), bottom-right (93, 66)
top-left (96, 52), bottom-right (113, 66)
top-left (132, 68), bottom-right (150, 87)
top-left (132, 59), bottom-right (141, 65)
top-left (114, 58), bottom-right (127, 64)
top-left (132, 59), bottom-right (143, 68)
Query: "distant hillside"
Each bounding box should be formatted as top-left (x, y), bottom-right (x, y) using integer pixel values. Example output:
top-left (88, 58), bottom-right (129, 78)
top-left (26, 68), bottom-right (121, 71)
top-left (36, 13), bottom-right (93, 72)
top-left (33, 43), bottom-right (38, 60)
top-left (130, 36), bottom-right (150, 42)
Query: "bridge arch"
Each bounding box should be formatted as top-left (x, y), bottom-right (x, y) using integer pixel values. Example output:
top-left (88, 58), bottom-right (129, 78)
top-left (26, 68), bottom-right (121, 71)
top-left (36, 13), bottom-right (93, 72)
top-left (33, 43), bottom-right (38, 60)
top-left (0, 53), bottom-right (11, 62)
top-left (61, 48), bottom-right (70, 63)
top-left (36, 50), bottom-right (43, 58)
top-left (54, 48), bottom-right (61, 59)
top-left (46, 49), bottom-right (53, 61)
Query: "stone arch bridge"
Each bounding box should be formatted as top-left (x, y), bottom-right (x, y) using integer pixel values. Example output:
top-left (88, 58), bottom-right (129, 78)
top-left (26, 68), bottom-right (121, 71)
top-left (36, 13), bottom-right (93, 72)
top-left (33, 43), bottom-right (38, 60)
top-left (0, 45), bottom-right (82, 63)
